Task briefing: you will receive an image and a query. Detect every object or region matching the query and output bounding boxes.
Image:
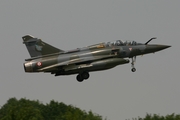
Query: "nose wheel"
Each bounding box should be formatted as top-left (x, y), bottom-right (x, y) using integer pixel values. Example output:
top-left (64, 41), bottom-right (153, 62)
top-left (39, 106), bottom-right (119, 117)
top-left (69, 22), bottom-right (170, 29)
top-left (131, 56), bottom-right (136, 72)
top-left (131, 67), bottom-right (136, 72)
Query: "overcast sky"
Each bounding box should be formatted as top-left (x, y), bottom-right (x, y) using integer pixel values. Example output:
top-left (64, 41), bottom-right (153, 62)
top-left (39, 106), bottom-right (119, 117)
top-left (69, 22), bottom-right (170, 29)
top-left (0, 1), bottom-right (179, 120)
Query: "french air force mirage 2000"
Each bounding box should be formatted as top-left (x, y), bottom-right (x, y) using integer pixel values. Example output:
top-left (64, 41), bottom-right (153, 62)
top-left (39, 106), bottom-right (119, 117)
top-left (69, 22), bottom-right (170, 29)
top-left (23, 35), bottom-right (170, 82)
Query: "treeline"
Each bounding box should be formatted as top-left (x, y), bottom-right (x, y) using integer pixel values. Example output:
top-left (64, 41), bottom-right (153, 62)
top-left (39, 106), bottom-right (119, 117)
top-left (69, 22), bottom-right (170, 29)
top-left (0, 98), bottom-right (104, 120)
top-left (128, 113), bottom-right (180, 120)
top-left (0, 98), bottom-right (180, 120)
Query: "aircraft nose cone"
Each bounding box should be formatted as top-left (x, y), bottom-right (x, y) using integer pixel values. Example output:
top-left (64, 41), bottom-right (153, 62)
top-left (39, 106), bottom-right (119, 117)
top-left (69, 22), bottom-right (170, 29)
top-left (155, 45), bottom-right (171, 51)
top-left (145, 45), bottom-right (171, 53)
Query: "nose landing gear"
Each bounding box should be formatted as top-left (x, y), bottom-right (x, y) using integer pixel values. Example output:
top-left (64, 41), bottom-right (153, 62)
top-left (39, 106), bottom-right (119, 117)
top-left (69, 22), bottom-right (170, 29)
top-left (76, 72), bottom-right (90, 82)
top-left (131, 67), bottom-right (136, 72)
top-left (131, 56), bottom-right (136, 72)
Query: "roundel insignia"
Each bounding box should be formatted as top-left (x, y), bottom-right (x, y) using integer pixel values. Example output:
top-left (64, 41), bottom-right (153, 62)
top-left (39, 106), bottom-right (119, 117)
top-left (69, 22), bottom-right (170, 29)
top-left (129, 48), bottom-right (132, 51)
top-left (37, 62), bottom-right (42, 67)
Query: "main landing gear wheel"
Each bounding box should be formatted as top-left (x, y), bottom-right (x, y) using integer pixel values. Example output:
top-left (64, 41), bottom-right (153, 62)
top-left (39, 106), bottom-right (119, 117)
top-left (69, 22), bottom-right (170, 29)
top-left (82, 72), bottom-right (90, 80)
top-left (131, 56), bottom-right (136, 72)
top-left (76, 74), bottom-right (83, 82)
top-left (76, 72), bottom-right (90, 82)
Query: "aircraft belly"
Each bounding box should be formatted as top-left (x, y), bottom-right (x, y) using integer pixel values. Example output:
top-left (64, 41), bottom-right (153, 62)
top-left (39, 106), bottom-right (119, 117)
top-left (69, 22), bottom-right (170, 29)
top-left (61, 58), bottom-right (129, 75)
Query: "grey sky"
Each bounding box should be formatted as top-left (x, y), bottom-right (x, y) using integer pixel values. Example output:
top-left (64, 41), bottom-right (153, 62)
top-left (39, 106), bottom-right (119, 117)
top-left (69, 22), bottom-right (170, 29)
top-left (0, 1), bottom-right (179, 119)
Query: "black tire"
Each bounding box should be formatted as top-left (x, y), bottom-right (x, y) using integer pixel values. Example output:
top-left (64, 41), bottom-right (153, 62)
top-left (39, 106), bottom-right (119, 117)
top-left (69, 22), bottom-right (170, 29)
top-left (76, 74), bottom-right (84, 82)
top-left (82, 72), bottom-right (90, 80)
top-left (131, 68), bottom-right (136, 72)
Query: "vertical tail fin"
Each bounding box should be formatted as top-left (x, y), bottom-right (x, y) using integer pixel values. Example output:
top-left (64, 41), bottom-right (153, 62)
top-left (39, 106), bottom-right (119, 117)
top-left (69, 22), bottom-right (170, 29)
top-left (22, 35), bottom-right (64, 57)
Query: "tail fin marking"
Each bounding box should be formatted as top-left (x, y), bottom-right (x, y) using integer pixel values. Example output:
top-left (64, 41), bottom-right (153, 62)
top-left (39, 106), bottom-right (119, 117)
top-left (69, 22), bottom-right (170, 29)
top-left (22, 35), bottom-right (64, 57)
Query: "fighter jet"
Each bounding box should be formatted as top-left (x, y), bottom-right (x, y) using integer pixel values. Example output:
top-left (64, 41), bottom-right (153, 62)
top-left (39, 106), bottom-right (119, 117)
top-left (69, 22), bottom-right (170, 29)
top-left (23, 35), bottom-right (170, 82)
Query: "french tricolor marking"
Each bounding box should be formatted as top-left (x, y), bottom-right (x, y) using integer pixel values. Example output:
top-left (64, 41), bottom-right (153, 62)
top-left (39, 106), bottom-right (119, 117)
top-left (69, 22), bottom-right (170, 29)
top-left (37, 62), bottom-right (42, 67)
top-left (129, 48), bottom-right (132, 51)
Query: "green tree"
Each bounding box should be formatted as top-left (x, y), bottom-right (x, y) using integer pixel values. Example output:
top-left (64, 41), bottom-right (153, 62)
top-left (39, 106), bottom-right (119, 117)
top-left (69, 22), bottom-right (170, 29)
top-left (131, 113), bottom-right (180, 120)
top-left (0, 98), bottom-right (44, 120)
top-left (0, 98), bottom-right (104, 120)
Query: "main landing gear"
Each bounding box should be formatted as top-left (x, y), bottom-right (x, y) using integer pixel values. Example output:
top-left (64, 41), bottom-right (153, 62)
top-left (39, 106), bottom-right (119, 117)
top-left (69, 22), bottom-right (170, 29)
top-left (131, 56), bottom-right (136, 72)
top-left (76, 72), bottom-right (90, 82)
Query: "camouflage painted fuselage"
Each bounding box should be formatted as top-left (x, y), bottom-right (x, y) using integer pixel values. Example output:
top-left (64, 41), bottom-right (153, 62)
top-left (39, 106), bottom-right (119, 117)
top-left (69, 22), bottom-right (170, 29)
top-left (23, 35), bottom-right (170, 81)
top-left (25, 44), bottom-right (129, 75)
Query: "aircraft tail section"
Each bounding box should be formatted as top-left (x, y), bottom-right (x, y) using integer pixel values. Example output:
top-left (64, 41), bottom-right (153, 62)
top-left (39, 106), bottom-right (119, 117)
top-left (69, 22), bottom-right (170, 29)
top-left (22, 35), bottom-right (64, 57)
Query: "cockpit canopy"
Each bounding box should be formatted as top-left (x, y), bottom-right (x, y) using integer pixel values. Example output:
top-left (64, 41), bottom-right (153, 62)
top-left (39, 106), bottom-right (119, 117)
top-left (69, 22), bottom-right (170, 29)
top-left (87, 40), bottom-right (144, 50)
top-left (105, 40), bottom-right (143, 47)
